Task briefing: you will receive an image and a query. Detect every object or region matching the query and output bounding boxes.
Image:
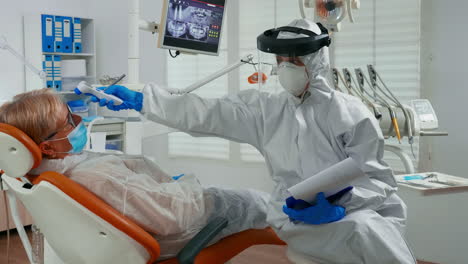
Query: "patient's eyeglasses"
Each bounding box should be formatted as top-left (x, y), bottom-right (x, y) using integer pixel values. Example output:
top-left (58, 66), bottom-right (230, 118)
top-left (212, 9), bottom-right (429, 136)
top-left (44, 106), bottom-right (77, 141)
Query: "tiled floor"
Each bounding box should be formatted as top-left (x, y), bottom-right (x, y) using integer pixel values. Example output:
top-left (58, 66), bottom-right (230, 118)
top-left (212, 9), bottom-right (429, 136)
top-left (0, 227), bottom-right (438, 264)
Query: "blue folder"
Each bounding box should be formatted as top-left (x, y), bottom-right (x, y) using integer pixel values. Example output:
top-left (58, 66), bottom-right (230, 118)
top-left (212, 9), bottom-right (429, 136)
top-left (61, 16), bottom-right (73, 53)
top-left (54, 16), bottom-right (64, 52)
top-left (73, 17), bottom-right (82, 53)
top-left (41, 15), bottom-right (55, 52)
top-left (42, 55), bottom-right (54, 88)
top-left (53, 55), bottom-right (62, 91)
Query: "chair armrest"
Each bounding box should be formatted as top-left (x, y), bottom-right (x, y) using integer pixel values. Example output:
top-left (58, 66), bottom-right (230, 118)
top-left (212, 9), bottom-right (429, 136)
top-left (176, 217), bottom-right (228, 264)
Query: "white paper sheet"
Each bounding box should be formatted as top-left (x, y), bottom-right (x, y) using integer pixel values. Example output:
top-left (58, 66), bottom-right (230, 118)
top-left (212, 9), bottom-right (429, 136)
top-left (287, 157), bottom-right (366, 202)
top-left (90, 132), bottom-right (107, 152)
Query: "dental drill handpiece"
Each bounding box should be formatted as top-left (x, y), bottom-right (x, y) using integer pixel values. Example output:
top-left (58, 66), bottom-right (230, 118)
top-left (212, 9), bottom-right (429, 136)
top-left (75, 81), bottom-right (124, 105)
top-left (341, 69), bottom-right (381, 120)
top-left (354, 69), bottom-right (382, 120)
top-left (332, 68), bottom-right (344, 92)
top-left (370, 65), bottom-right (414, 146)
top-left (367, 66), bottom-right (402, 143)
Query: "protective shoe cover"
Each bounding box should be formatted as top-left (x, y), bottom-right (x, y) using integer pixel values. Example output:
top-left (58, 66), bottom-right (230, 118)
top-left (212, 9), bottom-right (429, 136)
top-left (30, 152), bottom-right (269, 260)
top-left (138, 18), bottom-right (416, 263)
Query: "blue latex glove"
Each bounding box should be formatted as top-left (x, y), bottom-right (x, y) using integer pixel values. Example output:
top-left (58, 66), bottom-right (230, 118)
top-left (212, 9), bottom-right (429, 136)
top-left (172, 174), bottom-right (185, 180)
top-left (283, 192), bottom-right (346, 225)
top-left (85, 85), bottom-right (143, 111)
top-left (285, 186), bottom-right (353, 210)
top-left (76, 86), bottom-right (111, 107)
top-left (285, 196), bottom-right (312, 210)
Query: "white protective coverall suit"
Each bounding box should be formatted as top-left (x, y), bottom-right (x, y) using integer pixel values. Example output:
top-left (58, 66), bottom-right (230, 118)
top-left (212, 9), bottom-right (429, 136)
top-left (138, 19), bottom-right (416, 264)
top-left (30, 152), bottom-right (269, 260)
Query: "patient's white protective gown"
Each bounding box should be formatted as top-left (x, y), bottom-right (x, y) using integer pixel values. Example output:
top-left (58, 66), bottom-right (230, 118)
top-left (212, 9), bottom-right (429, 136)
top-left (138, 28), bottom-right (416, 264)
top-left (31, 152), bottom-right (270, 260)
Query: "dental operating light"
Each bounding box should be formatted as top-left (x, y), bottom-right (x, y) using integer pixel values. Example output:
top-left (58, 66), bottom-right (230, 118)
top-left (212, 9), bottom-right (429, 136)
top-left (298, 0), bottom-right (360, 32)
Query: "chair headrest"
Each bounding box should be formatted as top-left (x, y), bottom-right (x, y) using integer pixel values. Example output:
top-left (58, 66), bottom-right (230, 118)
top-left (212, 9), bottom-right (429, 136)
top-left (0, 123), bottom-right (42, 178)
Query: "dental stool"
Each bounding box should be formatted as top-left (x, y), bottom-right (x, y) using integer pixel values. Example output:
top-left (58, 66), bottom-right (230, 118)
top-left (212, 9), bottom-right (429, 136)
top-left (0, 123), bottom-right (286, 264)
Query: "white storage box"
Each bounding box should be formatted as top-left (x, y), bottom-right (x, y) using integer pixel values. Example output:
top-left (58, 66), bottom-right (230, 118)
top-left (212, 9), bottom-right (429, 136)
top-left (62, 59), bottom-right (87, 77)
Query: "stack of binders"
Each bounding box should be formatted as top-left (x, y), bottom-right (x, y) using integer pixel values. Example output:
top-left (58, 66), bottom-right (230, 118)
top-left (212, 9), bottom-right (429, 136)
top-left (42, 55), bottom-right (62, 90)
top-left (41, 14), bottom-right (84, 90)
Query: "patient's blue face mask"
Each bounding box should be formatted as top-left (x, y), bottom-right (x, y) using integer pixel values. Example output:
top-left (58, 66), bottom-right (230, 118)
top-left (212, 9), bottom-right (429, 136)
top-left (53, 122), bottom-right (87, 154)
top-left (45, 110), bottom-right (87, 154)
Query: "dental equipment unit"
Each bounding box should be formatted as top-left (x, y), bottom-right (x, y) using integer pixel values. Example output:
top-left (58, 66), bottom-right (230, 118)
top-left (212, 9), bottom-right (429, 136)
top-left (332, 65), bottom-right (447, 174)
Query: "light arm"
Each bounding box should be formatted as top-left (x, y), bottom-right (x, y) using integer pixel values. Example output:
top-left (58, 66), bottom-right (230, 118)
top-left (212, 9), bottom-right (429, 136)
top-left (163, 54), bottom-right (255, 95)
top-left (0, 36), bottom-right (47, 87)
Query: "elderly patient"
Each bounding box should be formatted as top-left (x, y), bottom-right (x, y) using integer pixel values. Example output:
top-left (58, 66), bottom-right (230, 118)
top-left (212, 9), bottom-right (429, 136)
top-left (0, 89), bottom-right (270, 260)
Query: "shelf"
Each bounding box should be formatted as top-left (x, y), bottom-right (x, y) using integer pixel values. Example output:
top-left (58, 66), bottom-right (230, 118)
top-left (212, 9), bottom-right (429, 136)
top-left (103, 131), bottom-right (123, 136)
top-left (85, 118), bottom-right (126, 125)
top-left (42, 52), bottom-right (94, 57)
top-left (56, 91), bottom-right (78, 94)
top-left (62, 76), bottom-right (95, 79)
top-left (23, 14), bottom-right (96, 91)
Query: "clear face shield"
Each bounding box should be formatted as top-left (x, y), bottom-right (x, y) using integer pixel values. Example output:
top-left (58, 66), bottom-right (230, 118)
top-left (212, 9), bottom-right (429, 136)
top-left (255, 51), bottom-right (315, 96)
top-left (255, 23), bottom-right (331, 95)
top-left (254, 50), bottom-right (281, 94)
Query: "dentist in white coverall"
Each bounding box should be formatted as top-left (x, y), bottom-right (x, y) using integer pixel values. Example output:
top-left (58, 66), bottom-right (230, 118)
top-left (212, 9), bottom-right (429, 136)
top-left (86, 19), bottom-right (416, 264)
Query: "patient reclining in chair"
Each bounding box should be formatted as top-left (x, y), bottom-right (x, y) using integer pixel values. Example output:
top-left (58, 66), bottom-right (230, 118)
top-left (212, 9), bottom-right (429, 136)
top-left (0, 89), bottom-right (270, 260)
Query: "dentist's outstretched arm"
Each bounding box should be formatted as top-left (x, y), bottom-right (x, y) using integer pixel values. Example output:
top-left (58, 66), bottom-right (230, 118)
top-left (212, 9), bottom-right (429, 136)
top-left (87, 83), bottom-right (266, 150)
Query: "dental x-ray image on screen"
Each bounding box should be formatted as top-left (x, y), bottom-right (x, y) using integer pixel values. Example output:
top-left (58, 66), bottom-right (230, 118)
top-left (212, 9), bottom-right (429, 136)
top-left (158, 0), bottom-right (226, 55)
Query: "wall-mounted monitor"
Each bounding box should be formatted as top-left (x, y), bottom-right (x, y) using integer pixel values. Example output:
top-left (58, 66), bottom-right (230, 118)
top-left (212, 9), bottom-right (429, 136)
top-left (158, 0), bottom-right (227, 56)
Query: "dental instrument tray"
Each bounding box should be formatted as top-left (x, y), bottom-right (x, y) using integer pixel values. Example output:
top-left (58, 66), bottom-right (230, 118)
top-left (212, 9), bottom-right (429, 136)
top-left (396, 172), bottom-right (468, 195)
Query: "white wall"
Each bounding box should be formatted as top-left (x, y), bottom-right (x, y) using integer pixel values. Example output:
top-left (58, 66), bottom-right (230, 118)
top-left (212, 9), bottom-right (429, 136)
top-left (87, 0), bottom-right (167, 86)
top-left (0, 0), bottom-right (91, 102)
top-left (419, 0), bottom-right (468, 178)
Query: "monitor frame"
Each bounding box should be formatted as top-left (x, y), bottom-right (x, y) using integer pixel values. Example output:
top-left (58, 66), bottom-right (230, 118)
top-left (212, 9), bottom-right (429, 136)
top-left (157, 0), bottom-right (227, 56)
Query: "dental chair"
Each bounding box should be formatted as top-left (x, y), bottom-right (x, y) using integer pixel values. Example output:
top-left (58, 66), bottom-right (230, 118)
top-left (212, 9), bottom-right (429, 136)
top-left (0, 123), bottom-right (286, 264)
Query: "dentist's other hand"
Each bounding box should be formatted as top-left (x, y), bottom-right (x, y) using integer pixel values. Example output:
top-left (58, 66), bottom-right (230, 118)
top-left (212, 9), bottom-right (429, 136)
top-left (283, 192), bottom-right (346, 225)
